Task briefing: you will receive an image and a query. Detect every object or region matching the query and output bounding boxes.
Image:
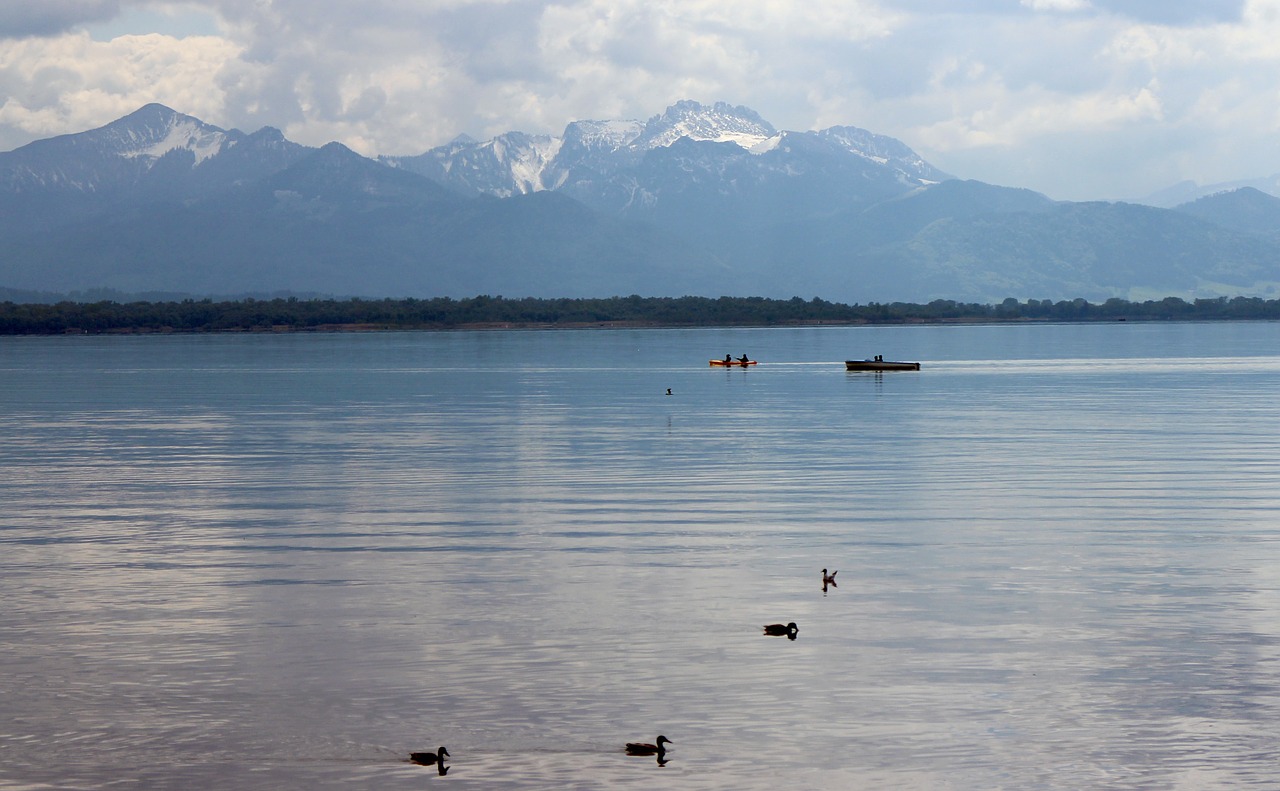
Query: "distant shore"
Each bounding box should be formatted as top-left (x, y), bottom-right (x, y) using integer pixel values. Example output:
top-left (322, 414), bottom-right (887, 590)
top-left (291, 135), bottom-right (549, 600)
top-left (2, 294), bottom-right (1278, 335)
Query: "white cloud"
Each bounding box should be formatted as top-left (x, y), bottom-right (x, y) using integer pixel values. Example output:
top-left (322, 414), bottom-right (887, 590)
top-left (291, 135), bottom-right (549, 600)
top-left (0, 30), bottom-right (239, 146)
top-left (915, 81), bottom-right (1164, 151)
top-left (1021, 0), bottom-right (1092, 12)
top-left (87, 4), bottom-right (223, 40)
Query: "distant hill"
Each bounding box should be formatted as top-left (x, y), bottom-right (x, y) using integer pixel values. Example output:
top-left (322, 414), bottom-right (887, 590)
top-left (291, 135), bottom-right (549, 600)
top-left (1173, 187), bottom-right (1280, 238)
top-left (1139, 176), bottom-right (1280, 208)
top-left (4, 101), bottom-right (1280, 303)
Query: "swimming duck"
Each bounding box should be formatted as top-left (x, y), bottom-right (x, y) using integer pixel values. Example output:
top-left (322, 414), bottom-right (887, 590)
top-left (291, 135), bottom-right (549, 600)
top-left (763, 622), bottom-right (799, 637)
top-left (823, 568), bottom-right (838, 587)
top-left (409, 746), bottom-right (449, 766)
top-left (625, 735), bottom-right (672, 756)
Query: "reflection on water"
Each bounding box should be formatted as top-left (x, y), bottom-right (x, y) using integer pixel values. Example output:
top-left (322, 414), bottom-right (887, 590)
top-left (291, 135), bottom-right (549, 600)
top-left (3, 323), bottom-right (1280, 789)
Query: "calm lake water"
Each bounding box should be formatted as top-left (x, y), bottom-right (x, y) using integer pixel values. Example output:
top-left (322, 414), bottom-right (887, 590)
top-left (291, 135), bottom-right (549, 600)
top-left (3, 322), bottom-right (1280, 790)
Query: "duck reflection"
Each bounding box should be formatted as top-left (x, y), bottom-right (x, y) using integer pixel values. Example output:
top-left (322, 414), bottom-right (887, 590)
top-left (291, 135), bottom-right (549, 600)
top-left (763, 622), bottom-right (799, 640)
top-left (626, 735), bottom-right (672, 765)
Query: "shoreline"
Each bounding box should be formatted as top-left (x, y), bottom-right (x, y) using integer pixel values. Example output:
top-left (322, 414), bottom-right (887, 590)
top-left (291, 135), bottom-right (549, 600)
top-left (26, 316), bottom-right (1143, 336)
top-left (3, 294), bottom-right (1274, 335)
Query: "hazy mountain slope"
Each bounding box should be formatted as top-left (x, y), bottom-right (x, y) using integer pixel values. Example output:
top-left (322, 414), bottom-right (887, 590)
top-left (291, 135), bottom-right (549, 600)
top-left (1140, 176), bottom-right (1280, 207)
top-left (0, 142), bottom-right (728, 297)
top-left (7, 100), bottom-right (1280, 303)
top-left (1174, 187), bottom-right (1280, 238)
top-left (862, 201), bottom-right (1280, 302)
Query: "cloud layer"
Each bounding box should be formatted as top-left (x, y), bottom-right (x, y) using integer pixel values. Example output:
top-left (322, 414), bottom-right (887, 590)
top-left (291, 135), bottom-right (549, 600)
top-left (0, 0), bottom-right (1274, 200)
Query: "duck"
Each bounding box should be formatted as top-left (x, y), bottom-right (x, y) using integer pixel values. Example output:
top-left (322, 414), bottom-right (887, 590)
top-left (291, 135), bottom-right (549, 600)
top-left (823, 568), bottom-right (838, 587)
top-left (625, 735), bottom-right (672, 756)
top-left (409, 746), bottom-right (449, 766)
top-left (762, 621), bottom-right (799, 637)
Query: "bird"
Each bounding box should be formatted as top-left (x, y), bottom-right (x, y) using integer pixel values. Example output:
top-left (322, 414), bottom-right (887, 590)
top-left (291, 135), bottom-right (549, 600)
top-left (666, 388), bottom-right (672, 395)
top-left (409, 746), bottom-right (449, 766)
top-left (625, 735), bottom-right (672, 756)
top-left (763, 622), bottom-right (799, 637)
top-left (823, 568), bottom-right (838, 587)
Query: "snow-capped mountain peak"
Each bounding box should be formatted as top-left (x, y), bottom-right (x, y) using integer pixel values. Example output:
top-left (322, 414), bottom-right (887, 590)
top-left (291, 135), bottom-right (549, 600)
top-left (487, 132), bottom-right (562, 195)
top-left (561, 119), bottom-right (645, 151)
top-left (87, 103), bottom-right (233, 165)
top-left (381, 99), bottom-right (948, 199)
top-left (120, 116), bottom-right (230, 165)
top-left (630, 100), bottom-right (777, 151)
top-left (0, 103), bottom-right (240, 195)
top-left (813, 125), bottom-right (950, 184)
top-left (384, 131), bottom-right (561, 197)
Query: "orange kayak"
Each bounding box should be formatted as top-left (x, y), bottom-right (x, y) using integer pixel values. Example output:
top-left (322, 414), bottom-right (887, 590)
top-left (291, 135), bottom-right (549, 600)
top-left (710, 359), bottom-right (757, 366)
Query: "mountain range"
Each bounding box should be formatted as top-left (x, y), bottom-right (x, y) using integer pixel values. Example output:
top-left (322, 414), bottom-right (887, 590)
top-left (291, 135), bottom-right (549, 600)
top-left (4, 100), bottom-right (1280, 303)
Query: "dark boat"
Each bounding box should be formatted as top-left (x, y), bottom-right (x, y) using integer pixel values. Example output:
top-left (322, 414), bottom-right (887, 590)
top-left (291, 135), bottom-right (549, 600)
top-left (845, 359), bottom-right (920, 371)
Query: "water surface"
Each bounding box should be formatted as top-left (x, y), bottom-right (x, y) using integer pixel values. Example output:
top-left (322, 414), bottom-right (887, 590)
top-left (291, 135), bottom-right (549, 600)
top-left (3, 322), bottom-right (1280, 789)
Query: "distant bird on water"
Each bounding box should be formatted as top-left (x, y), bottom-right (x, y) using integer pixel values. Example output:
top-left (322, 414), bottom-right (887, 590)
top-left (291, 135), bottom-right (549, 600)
top-left (763, 622), bottom-right (799, 639)
top-left (823, 568), bottom-right (838, 587)
top-left (409, 746), bottom-right (449, 766)
top-left (626, 735), bottom-right (672, 757)
top-left (666, 388), bottom-right (672, 395)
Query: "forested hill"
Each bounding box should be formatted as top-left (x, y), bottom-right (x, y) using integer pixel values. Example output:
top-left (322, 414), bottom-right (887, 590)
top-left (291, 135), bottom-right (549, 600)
top-left (3, 294), bottom-right (1280, 335)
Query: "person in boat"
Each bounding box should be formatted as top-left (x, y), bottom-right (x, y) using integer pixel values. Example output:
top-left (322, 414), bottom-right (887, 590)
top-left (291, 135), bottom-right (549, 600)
top-left (738, 354), bottom-right (750, 363)
top-left (724, 354), bottom-right (732, 363)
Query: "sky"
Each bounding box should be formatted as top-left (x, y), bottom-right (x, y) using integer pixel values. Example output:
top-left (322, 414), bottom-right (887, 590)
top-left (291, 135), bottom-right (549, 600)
top-left (0, 0), bottom-right (1275, 201)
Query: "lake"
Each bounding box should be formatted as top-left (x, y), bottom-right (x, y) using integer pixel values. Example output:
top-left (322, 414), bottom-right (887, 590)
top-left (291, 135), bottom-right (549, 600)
top-left (3, 321), bottom-right (1280, 790)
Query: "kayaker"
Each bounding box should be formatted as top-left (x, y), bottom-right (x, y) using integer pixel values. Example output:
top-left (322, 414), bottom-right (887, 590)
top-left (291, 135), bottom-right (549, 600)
top-left (724, 354), bottom-right (732, 363)
top-left (738, 354), bottom-right (750, 363)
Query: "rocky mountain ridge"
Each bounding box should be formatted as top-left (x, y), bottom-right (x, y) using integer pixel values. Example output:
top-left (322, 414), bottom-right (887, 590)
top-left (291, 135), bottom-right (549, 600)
top-left (382, 100), bottom-right (947, 203)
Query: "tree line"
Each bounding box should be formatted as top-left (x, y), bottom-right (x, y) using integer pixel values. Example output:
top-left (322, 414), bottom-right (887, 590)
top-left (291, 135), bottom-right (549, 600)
top-left (2, 294), bottom-right (1279, 334)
